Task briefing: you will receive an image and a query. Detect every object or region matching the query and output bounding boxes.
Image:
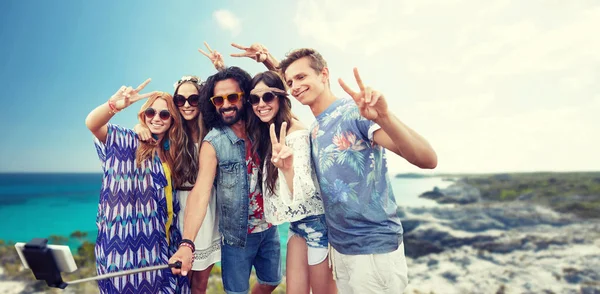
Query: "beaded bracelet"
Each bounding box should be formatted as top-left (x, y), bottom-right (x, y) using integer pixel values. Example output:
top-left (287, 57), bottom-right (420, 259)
top-left (179, 242), bottom-right (194, 253)
top-left (179, 239), bottom-right (196, 252)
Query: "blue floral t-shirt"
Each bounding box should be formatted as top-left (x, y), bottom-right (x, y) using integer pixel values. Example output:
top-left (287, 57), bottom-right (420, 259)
top-left (310, 98), bottom-right (403, 255)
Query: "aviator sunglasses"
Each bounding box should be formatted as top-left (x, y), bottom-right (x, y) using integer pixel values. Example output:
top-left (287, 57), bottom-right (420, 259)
top-left (144, 108), bottom-right (171, 120)
top-left (209, 92), bottom-right (244, 107)
top-left (248, 87), bottom-right (288, 105)
top-left (173, 94), bottom-right (200, 107)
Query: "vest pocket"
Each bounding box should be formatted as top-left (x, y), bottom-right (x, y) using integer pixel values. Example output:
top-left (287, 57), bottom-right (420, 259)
top-left (218, 162), bottom-right (239, 188)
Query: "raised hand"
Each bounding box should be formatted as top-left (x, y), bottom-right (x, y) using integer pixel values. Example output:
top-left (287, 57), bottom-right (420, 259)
top-left (270, 122), bottom-right (294, 171)
top-left (338, 68), bottom-right (389, 121)
top-left (230, 42), bottom-right (269, 62)
top-left (110, 78), bottom-right (155, 111)
top-left (198, 41), bottom-right (225, 70)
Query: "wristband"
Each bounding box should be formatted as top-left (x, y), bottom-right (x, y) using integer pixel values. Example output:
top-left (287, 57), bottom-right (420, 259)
top-left (179, 242), bottom-right (194, 253)
top-left (179, 239), bottom-right (195, 252)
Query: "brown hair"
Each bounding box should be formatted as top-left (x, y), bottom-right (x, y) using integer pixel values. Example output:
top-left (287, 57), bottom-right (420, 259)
top-left (279, 48), bottom-right (328, 78)
top-left (172, 78), bottom-right (207, 187)
top-left (135, 92), bottom-right (184, 187)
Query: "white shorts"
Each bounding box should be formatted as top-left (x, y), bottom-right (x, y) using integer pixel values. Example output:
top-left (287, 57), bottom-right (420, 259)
top-left (329, 242), bottom-right (408, 294)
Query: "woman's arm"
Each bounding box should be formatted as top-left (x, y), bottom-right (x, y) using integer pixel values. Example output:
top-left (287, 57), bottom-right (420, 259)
top-left (85, 79), bottom-right (154, 143)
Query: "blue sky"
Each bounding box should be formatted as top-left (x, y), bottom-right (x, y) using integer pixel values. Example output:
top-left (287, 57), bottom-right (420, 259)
top-left (1, 1), bottom-right (599, 173)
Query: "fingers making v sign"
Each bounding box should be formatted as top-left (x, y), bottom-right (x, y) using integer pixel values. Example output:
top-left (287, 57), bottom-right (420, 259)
top-left (270, 122), bottom-right (294, 171)
top-left (110, 78), bottom-right (156, 111)
top-left (338, 68), bottom-right (389, 121)
top-left (198, 41), bottom-right (225, 70)
top-left (230, 42), bottom-right (269, 62)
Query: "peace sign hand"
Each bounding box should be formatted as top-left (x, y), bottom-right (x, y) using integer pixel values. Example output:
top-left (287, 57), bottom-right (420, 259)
top-left (198, 41), bottom-right (225, 70)
top-left (270, 122), bottom-right (294, 171)
top-left (338, 68), bottom-right (389, 121)
top-left (230, 42), bottom-right (269, 62)
top-left (110, 78), bottom-right (156, 111)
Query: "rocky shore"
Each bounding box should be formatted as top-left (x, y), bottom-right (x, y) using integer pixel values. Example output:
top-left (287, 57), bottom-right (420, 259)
top-left (0, 267), bottom-right (26, 294)
top-left (401, 181), bottom-right (600, 293)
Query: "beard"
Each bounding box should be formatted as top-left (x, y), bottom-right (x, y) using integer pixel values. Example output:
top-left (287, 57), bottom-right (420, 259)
top-left (219, 106), bottom-right (243, 126)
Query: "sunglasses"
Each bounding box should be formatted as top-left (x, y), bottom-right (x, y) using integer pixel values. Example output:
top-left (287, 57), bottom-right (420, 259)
top-left (173, 94), bottom-right (200, 107)
top-left (249, 87), bottom-right (287, 105)
top-left (144, 108), bottom-right (171, 120)
top-left (250, 92), bottom-right (282, 105)
top-left (209, 92), bottom-right (244, 107)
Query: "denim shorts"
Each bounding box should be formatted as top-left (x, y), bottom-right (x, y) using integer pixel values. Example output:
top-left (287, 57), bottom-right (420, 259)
top-left (221, 226), bottom-right (282, 294)
top-left (289, 214), bottom-right (329, 249)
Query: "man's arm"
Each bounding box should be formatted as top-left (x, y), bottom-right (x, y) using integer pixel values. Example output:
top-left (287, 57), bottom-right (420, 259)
top-left (372, 114), bottom-right (437, 169)
top-left (262, 52), bottom-right (280, 72)
top-left (338, 68), bottom-right (437, 169)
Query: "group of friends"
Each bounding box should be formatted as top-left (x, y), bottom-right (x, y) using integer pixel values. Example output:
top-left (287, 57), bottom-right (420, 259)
top-left (85, 42), bottom-right (438, 294)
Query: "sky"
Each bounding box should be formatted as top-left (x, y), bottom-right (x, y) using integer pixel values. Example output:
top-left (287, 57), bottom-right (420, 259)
top-left (0, 0), bottom-right (598, 174)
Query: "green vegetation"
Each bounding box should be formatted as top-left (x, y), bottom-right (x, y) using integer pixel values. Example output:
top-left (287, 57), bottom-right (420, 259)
top-left (0, 233), bottom-right (287, 293)
top-left (458, 172), bottom-right (600, 218)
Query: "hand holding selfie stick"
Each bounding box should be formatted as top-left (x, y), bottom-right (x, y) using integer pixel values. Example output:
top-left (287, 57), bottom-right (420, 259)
top-left (15, 238), bottom-right (182, 289)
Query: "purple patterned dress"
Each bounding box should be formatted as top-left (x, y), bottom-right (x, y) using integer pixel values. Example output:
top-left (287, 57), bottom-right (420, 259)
top-left (93, 124), bottom-right (189, 293)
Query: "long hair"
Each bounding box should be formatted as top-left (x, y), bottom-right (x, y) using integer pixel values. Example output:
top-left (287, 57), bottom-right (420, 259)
top-left (199, 66), bottom-right (252, 129)
top-left (135, 92), bottom-right (184, 187)
top-left (172, 78), bottom-right (206, 187)
top-left (247, 71), bottom-right (293, 195)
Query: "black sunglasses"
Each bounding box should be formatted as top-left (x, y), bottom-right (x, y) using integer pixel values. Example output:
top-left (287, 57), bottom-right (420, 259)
top-left (248, 92), bottom-right (280, 105)
top-left (209, 92), bottom-right (244, 107)
top-left (144, 108), bottom-right (171, 120)
top-left (173, 94), bottom-right (200, 107)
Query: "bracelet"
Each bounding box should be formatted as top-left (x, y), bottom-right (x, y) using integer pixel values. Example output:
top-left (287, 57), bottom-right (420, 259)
top-left (179, 239), bottom-right (195, 252)
top-left (179, 242), bottom-right (194, 253)
top-left (107, 100), bottom-right (120, 115)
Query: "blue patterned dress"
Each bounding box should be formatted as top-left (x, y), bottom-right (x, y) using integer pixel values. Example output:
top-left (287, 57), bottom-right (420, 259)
top-left (93, 124), bottom-right (189, 293)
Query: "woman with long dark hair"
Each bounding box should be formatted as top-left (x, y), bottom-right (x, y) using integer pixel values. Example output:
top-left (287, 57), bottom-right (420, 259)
top-left (246, 71), bottom-right (336, 294)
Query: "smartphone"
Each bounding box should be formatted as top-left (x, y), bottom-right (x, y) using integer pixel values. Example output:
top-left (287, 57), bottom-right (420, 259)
top-left (14, 242), bottom-right (78, 273)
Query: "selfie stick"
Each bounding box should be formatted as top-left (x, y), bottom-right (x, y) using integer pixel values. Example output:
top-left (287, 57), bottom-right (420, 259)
top-left (17, 238), bottom-right (181, 289)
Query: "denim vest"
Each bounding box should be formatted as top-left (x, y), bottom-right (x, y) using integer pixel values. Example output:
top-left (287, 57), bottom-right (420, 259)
top-left (204, 126), bottom-right (250, 247)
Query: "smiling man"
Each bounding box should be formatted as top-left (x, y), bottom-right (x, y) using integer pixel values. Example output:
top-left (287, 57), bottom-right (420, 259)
top-left (169, 67), bottom-right (281, 294)
top-left (280, 48), bottom-right (438, 294)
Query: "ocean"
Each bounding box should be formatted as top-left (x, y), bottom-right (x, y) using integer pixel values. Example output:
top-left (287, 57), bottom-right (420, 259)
top-left (0, 173), bottom-right (451, 267)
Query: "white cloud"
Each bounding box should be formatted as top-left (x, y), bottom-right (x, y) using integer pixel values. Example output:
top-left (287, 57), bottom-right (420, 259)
top-left (213, 10), bottom-right (241, 37)
top-left (294, 0), bottom-right (380, 51)
top-left (292, 0), bottom-right (600, 173)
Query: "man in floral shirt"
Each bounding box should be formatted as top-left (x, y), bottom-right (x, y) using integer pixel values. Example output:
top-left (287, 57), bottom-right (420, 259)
top-left (280, 49), bottom-right (438, 294)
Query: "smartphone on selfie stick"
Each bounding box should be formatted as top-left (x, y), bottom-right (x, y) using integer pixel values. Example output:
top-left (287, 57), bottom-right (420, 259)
top-left (14, 238), bottom-right (181, 289)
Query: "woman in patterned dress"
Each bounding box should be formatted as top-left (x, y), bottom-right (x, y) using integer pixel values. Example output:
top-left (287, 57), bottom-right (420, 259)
top-left (135, 75), bottom-right (221, 294)
top-left (246, 71), bottom-right (337, 294)
top-left (85, 79), bottom-right (190, 293)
